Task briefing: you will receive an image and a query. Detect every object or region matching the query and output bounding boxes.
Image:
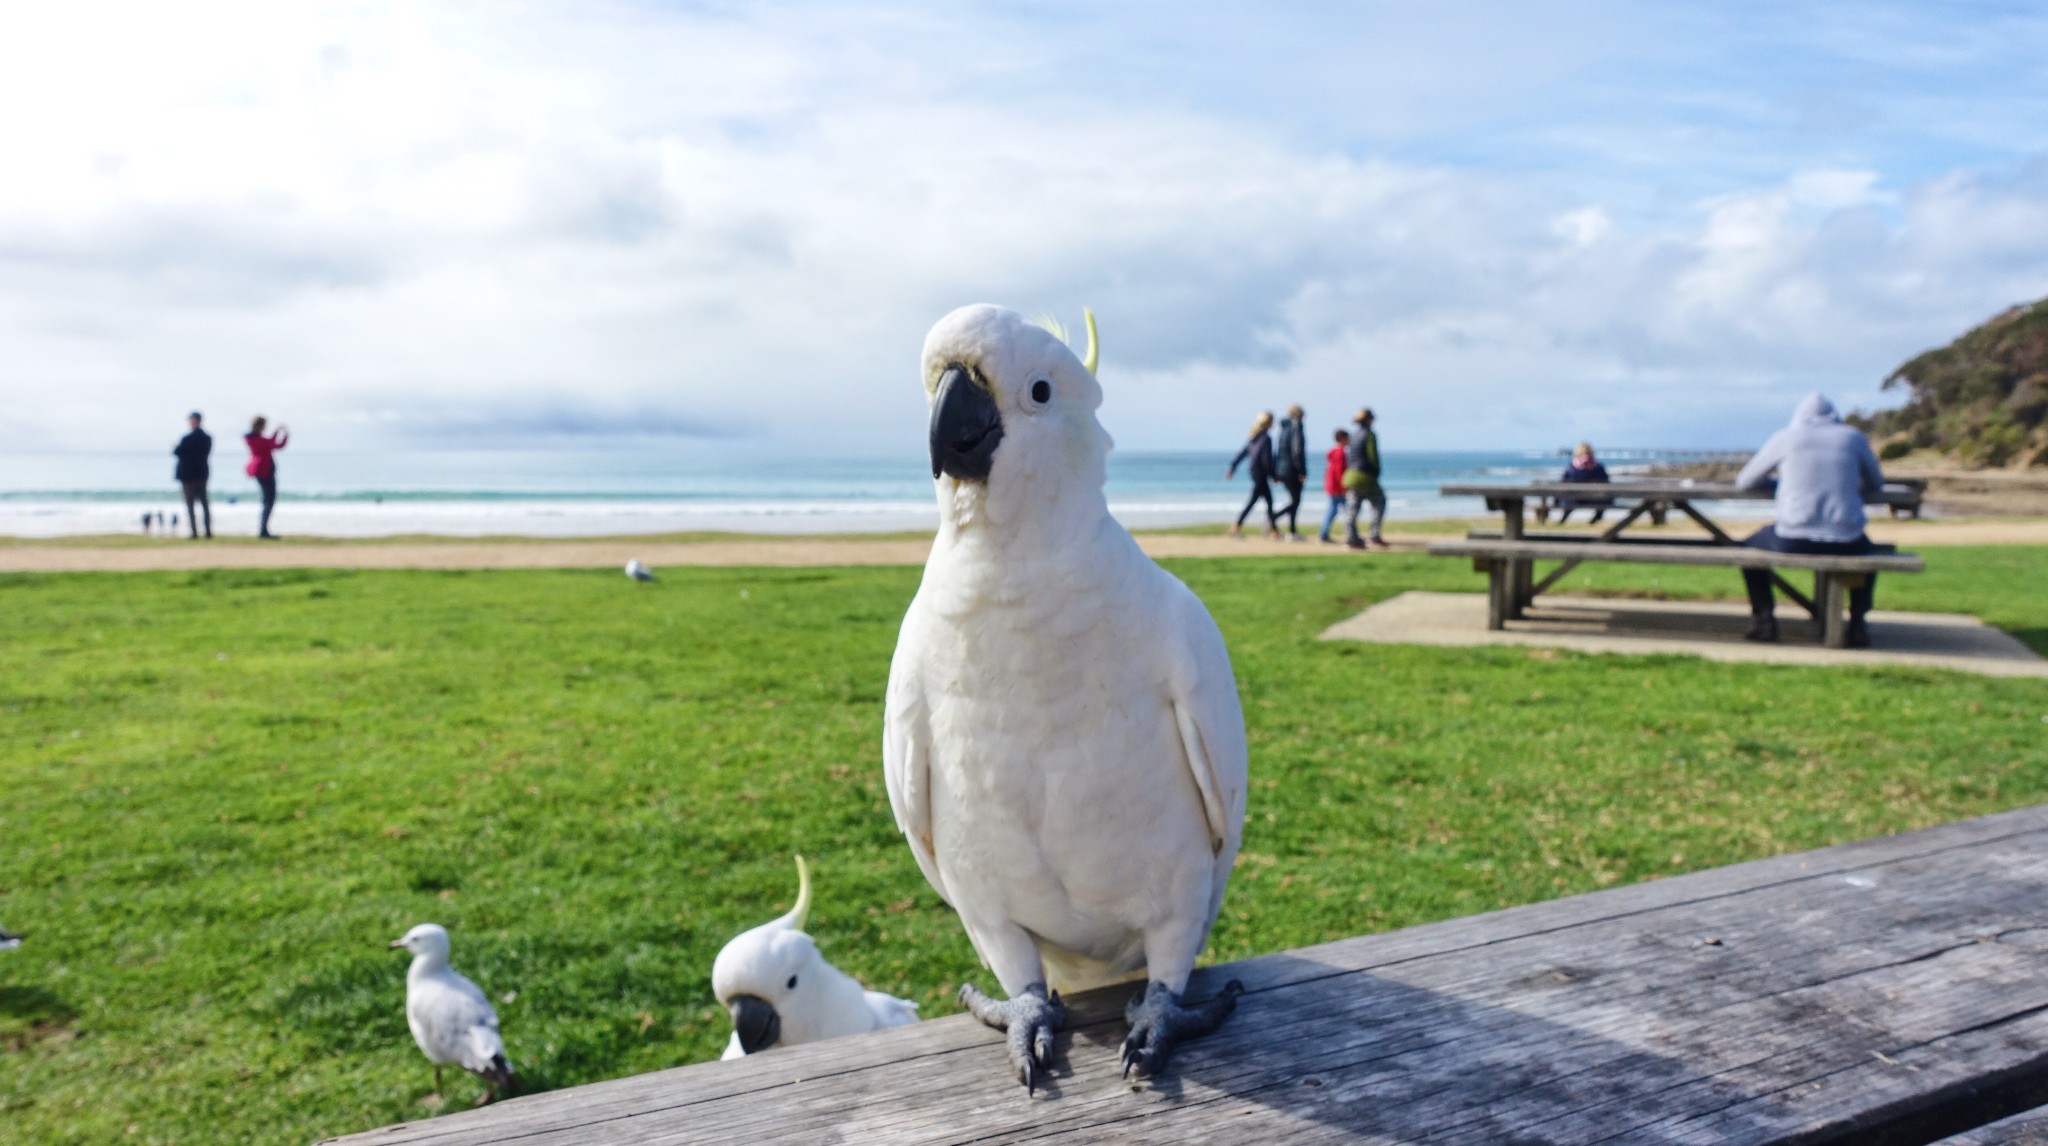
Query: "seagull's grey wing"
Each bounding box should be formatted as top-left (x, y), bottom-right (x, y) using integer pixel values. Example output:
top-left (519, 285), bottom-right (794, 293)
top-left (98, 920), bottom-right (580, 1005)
top-left (417, 973), bottom-right (503, 1073)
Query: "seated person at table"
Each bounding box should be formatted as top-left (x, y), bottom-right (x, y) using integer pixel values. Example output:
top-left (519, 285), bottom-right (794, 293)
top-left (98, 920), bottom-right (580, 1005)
top-left (1734, 393), bottom-right (1886, 647)
top-left (1553, 441), bottom-right (1612, 524)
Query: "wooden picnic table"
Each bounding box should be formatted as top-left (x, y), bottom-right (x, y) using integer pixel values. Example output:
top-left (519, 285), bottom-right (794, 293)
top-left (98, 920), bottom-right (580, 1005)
top-left (324, 802), bottom-right (2048, 1145)
top-left (1435, 480), bottom-right (1927, 646)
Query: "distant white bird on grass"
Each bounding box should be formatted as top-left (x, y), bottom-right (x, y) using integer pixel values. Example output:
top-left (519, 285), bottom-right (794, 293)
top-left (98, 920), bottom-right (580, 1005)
top-left (713, 856), bottom-right (919, 1059)
top-left (625, 559), bottom-right (656, 581)
top-left (390, 923), bottom-right (515, 1105)
top-left (0, 925), bottom-right (19, 951)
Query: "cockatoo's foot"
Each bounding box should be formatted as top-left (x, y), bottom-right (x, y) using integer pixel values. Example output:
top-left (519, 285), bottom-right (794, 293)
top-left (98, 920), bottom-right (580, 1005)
top-left (1120, 979), bottom-right (1244, 1079)
top-left (958, 981), bottom-right (1064, 1093)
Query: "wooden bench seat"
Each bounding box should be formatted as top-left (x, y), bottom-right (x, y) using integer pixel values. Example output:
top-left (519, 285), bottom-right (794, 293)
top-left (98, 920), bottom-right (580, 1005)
top-left (1426, 537), bottom-right (1924, 647)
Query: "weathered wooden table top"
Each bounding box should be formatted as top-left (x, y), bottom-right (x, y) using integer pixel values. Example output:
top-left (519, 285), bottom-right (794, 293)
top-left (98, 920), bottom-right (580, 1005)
top-left (1439, 479), bottom-right (1924, 506)
top-left (324, 803), bottom-right (2048, 1145)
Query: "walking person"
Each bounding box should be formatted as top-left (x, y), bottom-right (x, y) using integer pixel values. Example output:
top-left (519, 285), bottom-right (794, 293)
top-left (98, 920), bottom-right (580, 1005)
top-left (1272, 404), bottom-right (1308, 541)
top-left (1225, 411), bottom-right (1279, 540)
top-left (244, 416), bottom-right (289, 539)
top-left (173, 411), bottom-right (213, 538)
top-left (1734, 394), bottom-right (1888, 647)
top-left (1318, 428), bottom-right (1350, 543)
top-left (1342, 408), bottom-right (1389, 550)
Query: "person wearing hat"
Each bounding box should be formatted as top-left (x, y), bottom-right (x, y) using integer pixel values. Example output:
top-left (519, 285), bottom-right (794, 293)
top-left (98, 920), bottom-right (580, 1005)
top-left (1342, 407), bottom-right (1388, 550)
top-left (173, 411), bottom-right (213, 539)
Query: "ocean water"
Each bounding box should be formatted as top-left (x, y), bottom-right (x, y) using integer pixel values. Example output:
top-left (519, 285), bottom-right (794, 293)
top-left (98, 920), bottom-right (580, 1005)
top-left (0, 447), bottom-right (1752, 538)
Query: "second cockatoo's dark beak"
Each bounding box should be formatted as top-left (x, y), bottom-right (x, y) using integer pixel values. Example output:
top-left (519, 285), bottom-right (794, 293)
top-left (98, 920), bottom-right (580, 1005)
top-left (729, 994), bottom-right (781, 1054)
top-left (930, 363), bottom-right (1003, 481)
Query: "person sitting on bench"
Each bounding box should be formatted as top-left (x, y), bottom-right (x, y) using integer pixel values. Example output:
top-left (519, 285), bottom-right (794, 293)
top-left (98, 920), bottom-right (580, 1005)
top-left (1734, 393), bottom-right (1887, 647)
top-left (1554, 441), bottom-right (1612, 524)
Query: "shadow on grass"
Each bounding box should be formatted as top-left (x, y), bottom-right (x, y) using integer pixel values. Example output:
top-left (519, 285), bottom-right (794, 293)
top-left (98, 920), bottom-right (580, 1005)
top-left (0, 985), bottom-right (79, 1051)
top-left (2008, 627), bottom-right (2048, 657)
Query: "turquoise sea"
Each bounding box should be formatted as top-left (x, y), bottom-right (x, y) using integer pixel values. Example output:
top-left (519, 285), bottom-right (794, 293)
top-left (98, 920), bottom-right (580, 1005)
top-left (0, 447), bottom-right (1749, 537)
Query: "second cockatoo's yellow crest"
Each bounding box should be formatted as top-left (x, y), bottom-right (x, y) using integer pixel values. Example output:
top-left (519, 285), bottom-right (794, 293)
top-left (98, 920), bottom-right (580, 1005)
top-left (780, 854), bottom-right (813, 932)
top-left (1029, 309), bottom-right (1100, 376)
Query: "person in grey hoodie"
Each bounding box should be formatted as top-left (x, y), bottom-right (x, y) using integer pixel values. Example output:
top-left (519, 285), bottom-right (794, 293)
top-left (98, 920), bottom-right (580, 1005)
top-left (1733, 393), bottom-right (1888, 646)
top-left (1271, 404), bottom-right (1308, 540)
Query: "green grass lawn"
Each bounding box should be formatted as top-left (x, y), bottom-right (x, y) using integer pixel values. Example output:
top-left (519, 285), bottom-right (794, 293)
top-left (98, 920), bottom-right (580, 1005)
top-left (2, 550), bottom-right (2046, 1144)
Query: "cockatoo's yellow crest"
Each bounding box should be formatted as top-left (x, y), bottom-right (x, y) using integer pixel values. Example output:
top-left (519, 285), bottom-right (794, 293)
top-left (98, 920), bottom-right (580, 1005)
top-left (780, 855), bottom-right (812, 932)
top-left (1028, 309), bottom-right (1100, 376)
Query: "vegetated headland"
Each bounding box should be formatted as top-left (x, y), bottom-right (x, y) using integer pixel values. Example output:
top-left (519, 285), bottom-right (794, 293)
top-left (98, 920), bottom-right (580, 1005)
top-left (1658, 296), bottom-right (2048, 515)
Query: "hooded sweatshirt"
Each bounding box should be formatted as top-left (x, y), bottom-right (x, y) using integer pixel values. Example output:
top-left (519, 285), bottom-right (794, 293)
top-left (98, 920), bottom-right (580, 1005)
top-left (1734, 393), bottom-right (1884, 542)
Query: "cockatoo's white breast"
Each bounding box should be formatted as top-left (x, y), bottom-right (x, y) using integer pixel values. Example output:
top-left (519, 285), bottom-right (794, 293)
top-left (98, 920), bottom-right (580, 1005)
top-left (905, 530), bottom-right (1229, 986)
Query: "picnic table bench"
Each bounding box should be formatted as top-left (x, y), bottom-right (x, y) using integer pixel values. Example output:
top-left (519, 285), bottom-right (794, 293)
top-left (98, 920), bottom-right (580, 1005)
top-left (1432, 480), bottom-right (1927, 648)
top-left (325, 802), bottom-right (2048, 1145)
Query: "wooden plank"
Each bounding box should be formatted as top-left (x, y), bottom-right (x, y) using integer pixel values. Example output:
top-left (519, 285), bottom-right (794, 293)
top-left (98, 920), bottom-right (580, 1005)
top-left (1426, 539), bottom-right (1924, 573)
top-left (1931, 1105), bottom-right (2048, 1144)
top-left (322, 804), bottom-right (2048, 1146)
top-left (1440, 481), bottom-right (1923, 507)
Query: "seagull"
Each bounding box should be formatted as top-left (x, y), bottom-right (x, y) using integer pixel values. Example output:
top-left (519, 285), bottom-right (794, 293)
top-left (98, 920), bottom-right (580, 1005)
top-left (390, 923), bottom-right (515, 1105)
top-left (625, 558), bottom-right (656, 582)
top-left (0, 925), bottom-right (20, 951)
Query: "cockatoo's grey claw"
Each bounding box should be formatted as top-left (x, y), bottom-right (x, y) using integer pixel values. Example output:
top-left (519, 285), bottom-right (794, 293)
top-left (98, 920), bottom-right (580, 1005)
top-left (1120, 979), bottom-right (1244, 1079)
top-left (958, 982), bottom-right (1064, 1092)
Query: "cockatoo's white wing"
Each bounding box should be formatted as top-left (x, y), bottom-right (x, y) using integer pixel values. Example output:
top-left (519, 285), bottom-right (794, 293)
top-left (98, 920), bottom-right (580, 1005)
top-left (883, 597), bottom-right (947, 904)
top-left (864, 990), bottom-right (920, 1029)
top-left (1159, 572), bottom-right (1249, 917)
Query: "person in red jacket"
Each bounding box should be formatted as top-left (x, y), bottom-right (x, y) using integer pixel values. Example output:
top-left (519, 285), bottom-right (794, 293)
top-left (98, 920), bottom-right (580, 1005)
top-left (1317, 428), bottom-right (1350, 543)
top-left (244, 415), bottom-right (289, 539)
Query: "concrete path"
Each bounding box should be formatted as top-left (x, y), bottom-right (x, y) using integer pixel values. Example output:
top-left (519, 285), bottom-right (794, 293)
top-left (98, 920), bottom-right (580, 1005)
top-left (1322, 590), bottom-right (2048, 678)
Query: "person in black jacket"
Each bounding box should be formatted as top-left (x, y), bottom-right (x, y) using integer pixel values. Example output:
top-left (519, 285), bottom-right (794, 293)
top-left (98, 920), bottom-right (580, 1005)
top-left (1226, 411), bottom-right (1279, 540)
top-left (1271, 404), bottom-right (1308, 541)
top-left (1554, 441), bottom-right (1612, 524)
top-left (173, 412), bottom-right (213, 539)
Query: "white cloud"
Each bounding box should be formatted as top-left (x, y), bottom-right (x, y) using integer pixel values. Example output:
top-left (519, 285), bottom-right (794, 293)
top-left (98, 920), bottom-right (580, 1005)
top-left (0, 0), bottom-right (2045, 457)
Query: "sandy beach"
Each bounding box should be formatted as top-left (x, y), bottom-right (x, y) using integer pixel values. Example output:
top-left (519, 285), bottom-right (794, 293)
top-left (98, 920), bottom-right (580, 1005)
top-left (2, 516), bottom-right (2044, 573)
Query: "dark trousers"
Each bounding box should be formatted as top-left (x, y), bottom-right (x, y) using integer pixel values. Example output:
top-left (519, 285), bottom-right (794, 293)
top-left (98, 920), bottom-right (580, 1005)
top-left (257, 474), bottom-right (278, 537)
top-left (181, 479), bottom-right (212, 538)
top-left (1276, 477), bottom-right (1304, 533)
top-left (1236, 479), bottom-right (1275, 529)
top-left (1741, 525), bottom-right (1880, 618)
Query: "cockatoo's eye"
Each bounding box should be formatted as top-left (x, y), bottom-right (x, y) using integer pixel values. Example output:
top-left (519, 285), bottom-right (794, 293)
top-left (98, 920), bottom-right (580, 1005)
top-left (786, 975), bottom-right (799, 990)
top-left (1030, 379), bottom-right (1051, 405)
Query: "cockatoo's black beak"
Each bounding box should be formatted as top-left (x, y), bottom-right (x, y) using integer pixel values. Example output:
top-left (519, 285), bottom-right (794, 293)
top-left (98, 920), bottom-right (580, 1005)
top-left (729, 994), bottom-right (781, 1054)
top-left (930, 363), bottom-right (1003, 481)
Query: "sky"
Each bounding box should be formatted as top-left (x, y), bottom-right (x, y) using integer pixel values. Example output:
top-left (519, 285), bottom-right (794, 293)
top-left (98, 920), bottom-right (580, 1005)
top-left (2, 0), bottom-right (2046, 456)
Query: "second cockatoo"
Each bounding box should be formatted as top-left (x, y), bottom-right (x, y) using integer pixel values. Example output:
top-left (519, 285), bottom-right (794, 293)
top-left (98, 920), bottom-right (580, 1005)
top-left (712, 856), bottom-right (920, 1060)
top-left (884, 305), bottom-right (1249, 1091)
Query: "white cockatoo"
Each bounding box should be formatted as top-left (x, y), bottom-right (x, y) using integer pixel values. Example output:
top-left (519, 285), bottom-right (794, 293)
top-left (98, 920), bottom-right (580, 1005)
top-left (885, 305), bottom-right (1249, 1090)
top-left (390, 923), bottom-right (515, 1104)
top-left (625, 558), bottom-right (656, 581)
top-left (712, 855), bottom-right (919, 1060)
